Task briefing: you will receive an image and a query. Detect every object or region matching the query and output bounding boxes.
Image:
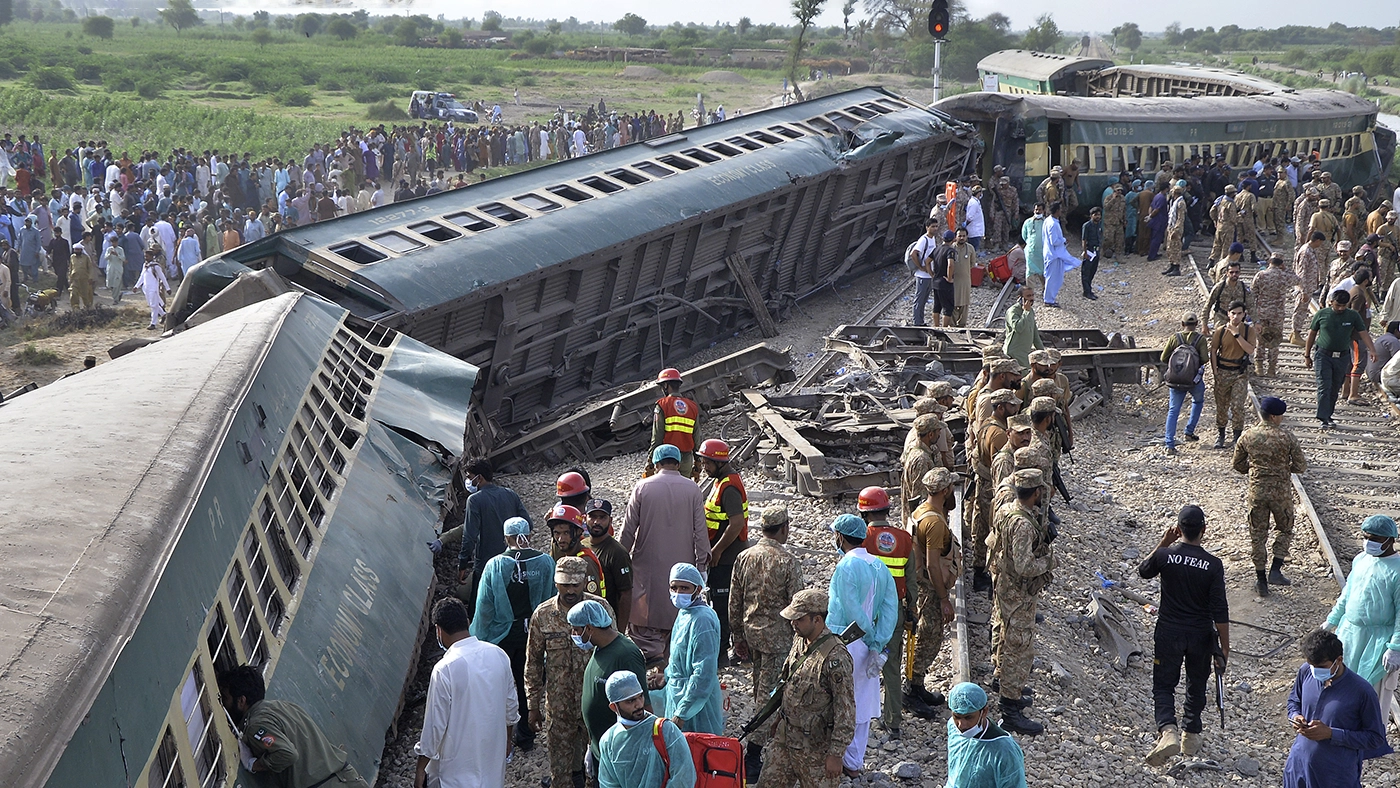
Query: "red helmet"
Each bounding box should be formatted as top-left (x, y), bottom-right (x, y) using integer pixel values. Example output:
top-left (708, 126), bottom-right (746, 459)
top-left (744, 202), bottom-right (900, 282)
top-left (547, 504), bottom-right (586, 528)
top-left (697, 439), bottom-right (730, 462)
top-left (857, 486), bottom-right (891, 512)
top-left (656, 368), bottom-right (683, 384)
top-left (556, 471), bottom-right (590, 498)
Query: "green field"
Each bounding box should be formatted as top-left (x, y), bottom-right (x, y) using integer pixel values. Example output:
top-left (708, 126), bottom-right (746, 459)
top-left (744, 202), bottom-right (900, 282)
top-left (0, 22), bottom-right (793, 158)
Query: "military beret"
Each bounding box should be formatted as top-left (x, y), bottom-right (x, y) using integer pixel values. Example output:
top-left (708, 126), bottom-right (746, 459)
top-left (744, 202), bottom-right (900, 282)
top-left (1029, 396), bottom-right (1058, 414)
top-left (926, 381), bottom-right (955, 399)
top-left (1012, 468), bottom-right (1044, 488)
top-left (922, 467), bottom-right (958, 492)
top-left (1229, 241), bottom-right (1245, 254)
top-left (761, 506), bottom-right (790, 529)
top-left (1259, 396), bottom-right (1287, 416)
top-left (990, 358), bottom-right (1023, 376)
top-left (556, 555), bottom-right (591, 585)
top-left (988, 389), bottom-right (1021, 407)
top-left (1028, 349), bottom-right (1052, 366)
top-left (914, 413), bottom-right (943, 436)
top-left (1007, 413), bottom-right (1034, 432)
top-left (781, 588), bottom-right (830, 620)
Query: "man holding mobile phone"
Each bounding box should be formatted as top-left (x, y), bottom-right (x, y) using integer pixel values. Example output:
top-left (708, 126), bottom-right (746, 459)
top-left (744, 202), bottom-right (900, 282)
top-left (1284, 628), bottom-right (1391, 787)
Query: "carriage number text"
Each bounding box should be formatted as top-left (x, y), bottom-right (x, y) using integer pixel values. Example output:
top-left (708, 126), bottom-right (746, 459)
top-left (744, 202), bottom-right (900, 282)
top-left (1104, 126), bottom-right (1134, 137)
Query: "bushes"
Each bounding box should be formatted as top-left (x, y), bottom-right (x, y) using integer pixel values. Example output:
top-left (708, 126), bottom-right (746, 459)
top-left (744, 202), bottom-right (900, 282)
top-left (351, 84), bottom-right (391, 103)
top-left (136, 78), bottom-right (164, 99)
top-left (273, 86), bottom-right (313, 106)
top-left (365, 100), bottom-right (407, 120)
top-left (26, 66), bottom-right (75, 90)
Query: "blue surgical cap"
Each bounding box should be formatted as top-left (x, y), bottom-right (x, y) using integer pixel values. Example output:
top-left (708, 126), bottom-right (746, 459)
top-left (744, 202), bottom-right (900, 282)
top-left (605, 670), bottom-right (644, 703)
top-left (504, 517), bottom-right (530, 537)
top-left (567, 599), bottom-right (613, 628)
top-left (949, 682), bottom-right (989, 714)
top-left (831, 513), bottom-right (867, 540)
top-left (670, 562), bottom-right (704, 587)
top-left (1363, 515), bottom-right (1398, 539)
top-left (652, 444), bottom-right (682, 464)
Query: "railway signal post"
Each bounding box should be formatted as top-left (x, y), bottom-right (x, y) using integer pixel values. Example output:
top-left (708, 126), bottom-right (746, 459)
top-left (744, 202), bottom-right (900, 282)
top-left (928, 0), bottom-right (948, 102)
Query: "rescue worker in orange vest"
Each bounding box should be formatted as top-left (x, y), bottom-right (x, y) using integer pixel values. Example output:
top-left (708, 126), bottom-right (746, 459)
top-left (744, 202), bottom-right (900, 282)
top-left (698, 438), bottom-right (748, 666)
top-left (646, 368), bottom-right (700, 479)
top-left (547, 504), bottom-right (606, 599)
top-left (859, 486), bottom-right (938, 740)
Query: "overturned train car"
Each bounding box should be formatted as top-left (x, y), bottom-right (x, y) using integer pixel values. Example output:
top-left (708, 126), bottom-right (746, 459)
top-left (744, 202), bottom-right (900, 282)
top-left (0, 293), bottom-right (477, 788)
top-left (169, 87), bottom-right (978, 454)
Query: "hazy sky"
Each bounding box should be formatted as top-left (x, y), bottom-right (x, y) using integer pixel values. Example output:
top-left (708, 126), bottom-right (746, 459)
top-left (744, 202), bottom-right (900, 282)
top-left (421, 1), bottom-right (1395, 34)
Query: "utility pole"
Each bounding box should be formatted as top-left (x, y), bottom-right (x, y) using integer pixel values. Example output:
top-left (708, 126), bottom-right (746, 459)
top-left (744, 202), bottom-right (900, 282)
top-left (929, 0), bottom-right (948, 103)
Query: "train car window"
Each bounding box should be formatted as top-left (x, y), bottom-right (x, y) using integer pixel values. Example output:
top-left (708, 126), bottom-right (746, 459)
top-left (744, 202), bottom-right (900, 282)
top-left (1344, 135), bottom-right (1355, 156)
top-left (725, 136), bottom-right (764, 151)
top-left (407, 220), bottom-right (462, 242)
top-left (632, 160), bottom-right (676, 178)
top-left (226, 569), bottom-right (268, 667)
top-left (328, 241), bottom-right (386, 265)
top-left (1111, 147), bottom-right (1124, 173)
top-left (845, 104), bottom-right (878, 119)
top-left (1143, 146), bottom-right (1157, 170)
top-left (147, 727), bottom-right (186, 788)
top-left (805, 116), bottom-right (840, 134)
top-left (547, 184), bottom-right (594, 203)
top-left (748, 130), bottom-right (783, 144)
top-left (656, 154), bottom-right (700, 170)
top-left (242, 530), bottom-right (288, 632)
top-left (703, 141), bottom-right (744, 157)
top-left (1127, 146), bottom-right (1141, 170)
top-left (681, 147), bottom-right (722, 163)
top-left (478, 202), bottom-right (528, 222)
top-left (368, 231), bottom-right (425, 254)
top-left (205, 604), bottom-right (238, 674)
top-left (643, 132), bottom-right (687, 149)
top-left (1093, 146), bottom-right (1107, 174)
top-left (1323, 138), bottom-right (1333, 159)
top-left (178, 663), bottom-right (225, 787)
top-left (875, 98), bottom-right (909, 110)
top-left (443, 211), bottom-right (497, 232)
top-left (1172, 146), bottom-right (1186, 166)
top-left (260, 492), bottom-right (306, 586)
top-left (514, 193), bottom-right (562, 212)
top-left (768, 125), bottom-right (805, 139)
top-left (861, 102), bottom-right (892, 115)
top-left (1075, 146), bottom-right (1090, 171)
top-left (604, 167), bottom-right (650, 184)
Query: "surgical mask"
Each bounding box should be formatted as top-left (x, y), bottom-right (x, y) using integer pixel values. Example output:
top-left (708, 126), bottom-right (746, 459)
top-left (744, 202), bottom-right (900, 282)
top-left (1311, 664), bottom-right (1335, 683)
top-left (670, 592), bottom-right (694, 609)
top-left (466, 482), bottom-right (479, 494)
top-left (1365, 539), bottom-right (1386, 556)
top-left (957, 719), bottom-right (987, 739)
top-left (436, 634), bottom-right (445, 651)
top-left (571, 634), bottom-right (593, 651)
top-left (617, 714), bottom-right (646, 728)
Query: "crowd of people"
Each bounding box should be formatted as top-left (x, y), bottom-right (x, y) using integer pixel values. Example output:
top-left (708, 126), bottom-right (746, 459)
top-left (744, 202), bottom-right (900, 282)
top-left (0, 97), bottom-right (705, 329)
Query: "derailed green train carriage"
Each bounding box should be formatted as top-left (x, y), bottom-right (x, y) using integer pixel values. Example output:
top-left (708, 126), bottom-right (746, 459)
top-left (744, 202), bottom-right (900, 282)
top-left (0, 293), bottom-right (477, 788)
top-left (936, 90), bottom-right (1395, 211)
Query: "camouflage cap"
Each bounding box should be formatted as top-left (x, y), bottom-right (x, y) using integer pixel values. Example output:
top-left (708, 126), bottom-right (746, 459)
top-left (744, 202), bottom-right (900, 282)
top-left (914, 413), bottom-right (943, 436)
top-left (760, 506), bottom-right (790, 529)
top-left (988, 389), bottom-right (1021, 407)
top-left (555, 555), bottom-right (591, 585)
top-left (1044, 348), bottom-right (1062, 364)
top-left (981, 345), bottom-right (1007, 361)
top-left (1028, 349), bottom-right (1053, 366)
top-left (1011, 468), bottom-right (1045, 488)
top-left (1007, 413), bottom-right (1034, 432)
top-left (1224, 184), bottom-right (1237, 193)
top-left (990, 358), bottom-right (1023, 376)
top-left (912, 396), bottom-right (941, 415)
top-left (781, 588), bottom-right (830, 620)
top-left (926, 381), bottom-right (955, 399)
top-left (1030, 379), bottom-right (1062, 399)
top-left (1029, 395), bottom-right (1059, 415)
top-left (921, 467), bottom-right (958, 493)
top-left (1318, 198), bottom-right (1331, 207)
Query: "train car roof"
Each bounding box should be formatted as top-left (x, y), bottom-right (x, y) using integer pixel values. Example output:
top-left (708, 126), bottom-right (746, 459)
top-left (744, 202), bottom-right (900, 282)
top-left (934, 88), bottom-right (1377, 123)
top-left (212, 86), bottom-right (969, 317)
top-left (1093, 63), bottom-right (1290, 94)
top-left (976, 49), bottom-right (1113, 82)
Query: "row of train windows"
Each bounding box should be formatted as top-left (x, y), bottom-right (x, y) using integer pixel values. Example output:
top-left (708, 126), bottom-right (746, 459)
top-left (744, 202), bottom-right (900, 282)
top-left (327, 98), bottom-right (913, 265)
top-left (1071, 133), bottom-right (1367, 175)
top-left (143, 323), bottom-right (392, 788)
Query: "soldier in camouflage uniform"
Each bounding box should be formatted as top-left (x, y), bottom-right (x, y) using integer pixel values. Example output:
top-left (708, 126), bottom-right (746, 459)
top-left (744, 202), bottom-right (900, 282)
top-left (1235, 182), bottom-right (1261, 262)
top-left (902, 412), bottom-right (949, 526)
top-left (730, 507), bottom-right (805, 777)
top-left (1205, 260), bottom-right (1255, 331)
top-left (1273, 173), bottom-right (1295, 236)
top-left (1343, 189), bottom-right (1367, 249)
top-left (525, 557), bottom-right (614, 788)
top-left (1292, 232), bottom-right (1327, 344)
top-left (1310, 199), bottom-right (1340, 247)
top-left (991, 176), bottom-right (1020, 251)
top-left (1164, 186), bottom-right (1188, 274)
top-left (1209, 185), bottom-right (1238, 263)
top-left (1232, 396), bottom-right (1307, 597)
top-left (901, 397), bottom-right (941, 464)
top-left (1318, 172), bottom-right (1343, 216)
top-left (910, 467), bottom-right (959, 701)
top-left (1378, 211), bottom-right (1399, 295)
top-left (972, 387), bottom-right (1022, 593)
top-left (992, 415), bottom-right (1035, 490)
top-left (1209, 300), bottom-right (1255, 449)
top-left (1102, 183), bottom-right (1126, 259)
top-left (1250, 253), bottom-right (1302, 376)
top-left (1295, 191), bottom-right (1319, 249)
top-left (757, 589), bottom-right (856, 788)
top-left (989, 468), bottom-right (1053, 736)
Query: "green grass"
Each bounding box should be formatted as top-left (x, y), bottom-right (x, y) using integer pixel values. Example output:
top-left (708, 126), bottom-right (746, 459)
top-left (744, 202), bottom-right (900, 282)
top-left (15, 344), bottom-right (62, 364)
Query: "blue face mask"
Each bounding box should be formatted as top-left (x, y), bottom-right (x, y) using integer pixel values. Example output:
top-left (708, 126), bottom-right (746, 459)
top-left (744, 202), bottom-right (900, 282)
top-left (1311, 664), bottom-right (1335, 683)
top-left (1365, 539), bottom-right (1386, 556)
top-left (571, 633), bottom-right (593, 651)
top-left (670, 592), bottom-right (694, 610)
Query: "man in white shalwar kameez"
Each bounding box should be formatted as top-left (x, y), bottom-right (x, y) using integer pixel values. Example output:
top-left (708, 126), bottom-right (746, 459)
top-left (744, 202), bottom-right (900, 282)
top-left (137, 252), bottom-right (168, 329)
top-left (414, 597), bottom-right (519, 788)
top-left (152, 216), bottom-right (177, 277)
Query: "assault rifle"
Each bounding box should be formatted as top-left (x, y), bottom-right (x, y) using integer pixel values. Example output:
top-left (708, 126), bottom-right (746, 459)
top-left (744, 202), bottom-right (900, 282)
top-left (739, 622), bottom-right (865, 741)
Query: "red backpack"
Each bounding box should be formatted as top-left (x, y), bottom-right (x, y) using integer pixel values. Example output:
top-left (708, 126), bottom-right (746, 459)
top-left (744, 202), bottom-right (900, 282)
top-left (653, 720), bottom-right (745, 788)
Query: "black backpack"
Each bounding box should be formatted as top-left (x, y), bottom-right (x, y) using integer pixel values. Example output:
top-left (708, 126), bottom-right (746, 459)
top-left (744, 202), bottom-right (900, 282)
top-left (1165, 332), bottom-right (1202, 389)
